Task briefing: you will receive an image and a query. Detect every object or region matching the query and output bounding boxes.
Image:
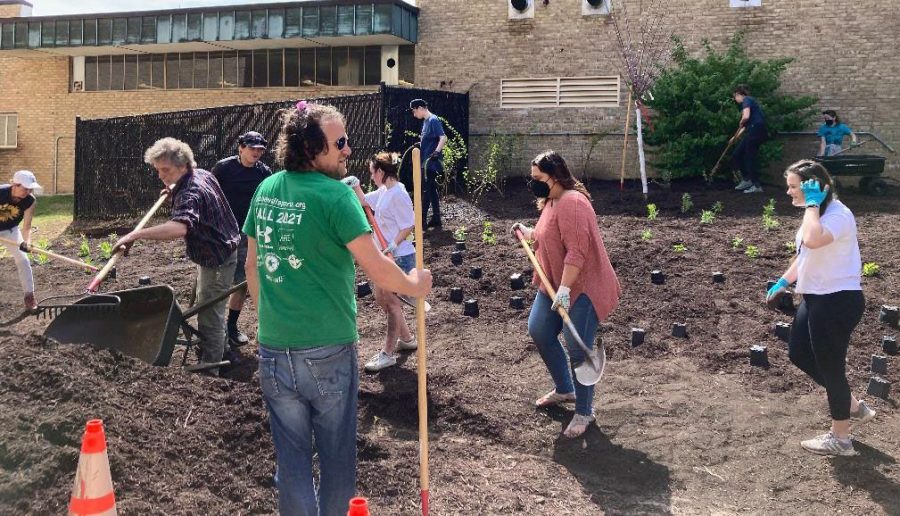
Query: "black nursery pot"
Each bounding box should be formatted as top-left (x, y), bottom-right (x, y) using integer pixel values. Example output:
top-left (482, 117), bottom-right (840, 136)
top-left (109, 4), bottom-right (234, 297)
top-left (871, 355), bottom-right (889, 375)
top-left (449, 287), bottom-right (464, 303)
top-left (455, 241), bottom-right (467, 251)
top-left (774, 321), bottom-right (791, 342)
top-left (138, 275), bottom-right (152, 286)
top-left (463, 298), bottom-right (479, 317)
top-left (880, 305), bottom-right (899, 328)
top-left (883, 335), bottom-right (898, 356)
top-left (509, 296), bottom-right (525, 309)
top-left (510, 273), bottom-right (525, 290)
top-left (712, 272), bottom-right (726, 284)
top-left (356, 281), bottom-right (371, 297)
top-left (750, 345), bottom-right (770, 368)
top-left (651, 270), bottom-right (665, 285)
top-left (469, 266), bottom-right (483, 279)
top-left (631, 328), bottom-right (646, 347)
top-left (866, 376), bottom-right (891, 400)
top-left (451, 251), bottom-right (464, 266)
top-left (671, 322), bottom-right (687, 338)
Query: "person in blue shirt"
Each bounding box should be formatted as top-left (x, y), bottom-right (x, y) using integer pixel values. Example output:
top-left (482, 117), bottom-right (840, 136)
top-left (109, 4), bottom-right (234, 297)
top-left (817, 110), bottom-right (857, 157)
top-left (731, 85), bottom-right (768, 194)
top-left (410, 98), bottom-right (447, 229)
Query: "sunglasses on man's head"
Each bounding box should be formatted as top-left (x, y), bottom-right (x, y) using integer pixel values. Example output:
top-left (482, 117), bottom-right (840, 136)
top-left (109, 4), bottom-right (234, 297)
top-left (334, 136), bottom-right (348, 150)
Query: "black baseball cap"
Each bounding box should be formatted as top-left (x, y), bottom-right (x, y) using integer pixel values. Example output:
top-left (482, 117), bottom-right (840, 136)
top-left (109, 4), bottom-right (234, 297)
top-left (239, 131), bottom-right (268, 148)
top-left (409, 98), bottom-right (428, 110)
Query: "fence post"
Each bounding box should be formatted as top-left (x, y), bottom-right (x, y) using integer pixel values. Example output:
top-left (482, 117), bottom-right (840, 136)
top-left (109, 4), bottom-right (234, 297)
top-left (74, 116), bottom-right (81, 219)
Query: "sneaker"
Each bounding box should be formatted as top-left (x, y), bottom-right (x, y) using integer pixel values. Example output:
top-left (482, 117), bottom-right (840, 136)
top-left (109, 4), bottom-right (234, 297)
top-left (734, 180), bottom-right (753, 191)
top-left (800, 432), bottom-right (857, 456)
top-left (364, 350), bottom-right (397, 372)
top-left (743, 185), bottom-right (764, 193)
top-left (396, 336), bottom-right (418, 351)
top-left (228, 328), bottom-right (249, 347)
top-left (850, 400), bottom-right (876, 426)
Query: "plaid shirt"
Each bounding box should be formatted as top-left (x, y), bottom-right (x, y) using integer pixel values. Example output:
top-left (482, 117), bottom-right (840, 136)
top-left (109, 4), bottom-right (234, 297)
top-left (171, 169), bottom-right (239, 268)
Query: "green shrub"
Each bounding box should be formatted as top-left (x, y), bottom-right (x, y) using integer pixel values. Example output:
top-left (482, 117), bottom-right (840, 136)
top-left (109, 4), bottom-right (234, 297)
top-left (673, 243), bottom-right (687, 253)
top-left (641, 229), bottom-right (653, 241)
top-left (681, 193), bottom-right (693, 214)
top-left (711, 201), bottom-right (724, 214)
top-left (453, 226), bottom-right (467, 241)
top-left (862, 262), bottom-right (880, 277)
top-left (745, 245), bottom-right (760, 258)
top-left (481, 221), bottom-right (497, 245)
top-left (700, 210), bottom-right (715, 225)
top-left (731, 236), bottom-right (744, 250)
top-left (647, 203), bottom-right (659, 221)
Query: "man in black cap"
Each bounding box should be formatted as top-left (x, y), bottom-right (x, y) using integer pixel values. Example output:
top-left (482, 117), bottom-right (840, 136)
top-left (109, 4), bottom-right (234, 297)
top-left (410, 98), bottom-right (447, 228)
top-left (211, 131), bottom-right (273, 347)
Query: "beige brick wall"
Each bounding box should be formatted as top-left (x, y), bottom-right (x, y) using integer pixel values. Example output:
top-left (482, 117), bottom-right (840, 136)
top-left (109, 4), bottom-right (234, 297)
top-left (0, 54), bottom-right (375, 193)
top-left (417, 0), bottom-right (900, 181)
top-left (0, 4), bottom-right (27, 18)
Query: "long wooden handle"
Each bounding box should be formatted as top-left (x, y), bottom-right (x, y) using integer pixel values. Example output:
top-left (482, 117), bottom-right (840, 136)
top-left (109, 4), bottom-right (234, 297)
top-left (412, 148), bottom-right (430, 515)
top-left (87, 188), bottom-right (171, 292)
top-left (362, 205), bottom-right (393, 258)
top-left (0, 237), bottom-right (99, 272)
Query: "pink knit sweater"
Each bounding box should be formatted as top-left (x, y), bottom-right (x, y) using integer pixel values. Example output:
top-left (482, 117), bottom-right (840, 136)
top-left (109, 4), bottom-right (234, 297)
top-left (532, 191), bottom-right (621, 321)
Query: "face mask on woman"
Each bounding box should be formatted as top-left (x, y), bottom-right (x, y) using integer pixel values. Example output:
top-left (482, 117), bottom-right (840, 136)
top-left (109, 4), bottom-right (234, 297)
top-left (528, 178), bottom-right (552, 198)
top-left (825, 119), bottom-right (835, 126)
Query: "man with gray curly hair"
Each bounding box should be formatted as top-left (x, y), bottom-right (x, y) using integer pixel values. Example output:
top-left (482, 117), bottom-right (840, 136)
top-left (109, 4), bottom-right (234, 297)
top-left (115, 137), bottom-right (240, 374)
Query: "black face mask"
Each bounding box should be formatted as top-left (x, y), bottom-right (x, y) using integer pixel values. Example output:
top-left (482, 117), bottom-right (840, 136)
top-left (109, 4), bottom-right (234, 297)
top-left (825, 120), bottom-right (835, 126)
top-left (528, 178), bottom-right (551, 198)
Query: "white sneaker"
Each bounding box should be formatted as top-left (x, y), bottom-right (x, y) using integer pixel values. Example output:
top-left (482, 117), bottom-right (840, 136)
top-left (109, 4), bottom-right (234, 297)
top-left (364, 350), bottom-right (397, 372)
top-left (396, 336), bottom-right (418, 351)
top-left (734, 180), bottom-right (753, 190)
top-left (743, 185), bottom-right (764, 193)
top-left (851, 400), bottom-right (876, 426)
top-left (800, 432), bottom-right (857, 456)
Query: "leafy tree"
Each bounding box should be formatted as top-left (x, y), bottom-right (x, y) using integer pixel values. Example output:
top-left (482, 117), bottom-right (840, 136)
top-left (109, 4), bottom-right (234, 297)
top-left (645, 33), bottom-right (817, 181)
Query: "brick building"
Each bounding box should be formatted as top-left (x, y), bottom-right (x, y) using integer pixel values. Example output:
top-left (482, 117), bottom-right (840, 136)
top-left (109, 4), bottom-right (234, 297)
top-left (1, 0), bottom-right (898, 192)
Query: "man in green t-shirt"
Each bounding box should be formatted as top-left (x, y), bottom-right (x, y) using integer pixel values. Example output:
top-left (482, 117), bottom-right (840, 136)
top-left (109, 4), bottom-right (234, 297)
top-left (244, 101), bottom-right (432, 516)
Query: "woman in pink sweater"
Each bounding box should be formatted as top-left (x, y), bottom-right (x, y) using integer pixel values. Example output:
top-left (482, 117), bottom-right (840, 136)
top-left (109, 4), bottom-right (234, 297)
top-left (510, 151), bottom-right (621, 438)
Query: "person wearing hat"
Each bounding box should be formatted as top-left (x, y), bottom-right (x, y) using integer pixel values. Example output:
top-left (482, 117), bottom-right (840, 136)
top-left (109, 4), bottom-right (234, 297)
top-left (818, 110), bottom-right (858, 157)
top-left (410, 98), bottom-right (447, 228)
top-left (211, 131), bottom-right (273, 348)
top-left (0, 170), bottom-right (41, 310)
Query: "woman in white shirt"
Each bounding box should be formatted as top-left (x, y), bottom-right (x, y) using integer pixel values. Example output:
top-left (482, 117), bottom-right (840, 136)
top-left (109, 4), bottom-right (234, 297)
top-left (766, 160), bottom-right (872, 456)
top-left (360, 152), bottom-right (418, 372)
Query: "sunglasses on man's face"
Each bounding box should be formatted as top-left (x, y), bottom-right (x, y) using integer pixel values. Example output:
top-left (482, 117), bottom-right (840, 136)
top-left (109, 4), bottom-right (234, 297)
top-left (334, 136), bottom-right (348, 150)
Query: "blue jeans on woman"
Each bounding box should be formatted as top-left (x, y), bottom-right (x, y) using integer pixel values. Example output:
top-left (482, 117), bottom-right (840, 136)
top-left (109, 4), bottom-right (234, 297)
top-left (527, 292), bottom-right (600, 416)
top-left (258, 343), bottom-right (358, 516)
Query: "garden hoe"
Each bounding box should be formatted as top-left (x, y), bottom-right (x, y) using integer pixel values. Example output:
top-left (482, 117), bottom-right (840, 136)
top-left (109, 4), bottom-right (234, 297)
top-left (515, 230), bottom-right (606, 386)
top-left (709, 126), bottom-right (745, 180)
top-left (0, 237), bottom-right (100, 272)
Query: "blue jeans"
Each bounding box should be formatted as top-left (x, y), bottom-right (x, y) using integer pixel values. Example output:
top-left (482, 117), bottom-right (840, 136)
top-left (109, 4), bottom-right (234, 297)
top-left (527, 292), bottom-right (599, 416)
top-left (394, 253), bottom-right (415, 273)
top-left (258, 343), bottom-right (359, 516)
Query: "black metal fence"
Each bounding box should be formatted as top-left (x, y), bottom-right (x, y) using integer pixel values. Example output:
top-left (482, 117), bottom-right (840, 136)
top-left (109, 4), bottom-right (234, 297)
top-left (74, 84), bottom-right (468, 219)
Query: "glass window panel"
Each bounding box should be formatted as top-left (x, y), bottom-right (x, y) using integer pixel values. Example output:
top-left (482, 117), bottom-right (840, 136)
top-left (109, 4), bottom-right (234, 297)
top-left (14, 22), bottom-right (26, 48)
top-left (316, 47), bottom-right (332, 85)
top-left (124, 55), bottom-right (138, 89)
top-left (234, 11), bottom-right (250, 39)
top-left (187, 13), bottom-right (202, 41)
top-left (141, 17), bottom-right (155, 43)
top-left (337, 6), bottom-right (354, 36)
top-left (399, 45), bottom-right (415, 85)
top-left (178, 53), bottom-right (193, 88)
top-left (84, 19), bottom-right (97, 46)
top-left (218, 11), bottom-right (234, 40)
top-left (284, 8), bottom-right (302, 38)
top-left (410, 13), bottom-right (418, 43)
top-left (69, 20), bottom-right (83, 46)
top-left (302, 8), bottom-right (318, 37)
top-left (137, 54), bottom-right (151, 88)
top-left (97, 55), bottom-right (111, 90)
top-left (151, 54), bottom-right (165, 89)
top-left (40, 21), bottom-right (54, 47)
top-left (284, 48), bottom-right (299, 86)
top-left (165, 53), bottom-right (179, 89)
top-left (53, 21), bottom-right (67, 46)
top-left (269, 9), bottom-right (284, 39)
top-left (319, 6), bottom-right (336, 36)
top-left (0, 24), bottom-right (13, 50)
top-left (356, 5), bottom-right (373, 35)
top-left (193, 52), bottom-right (208, 88)
top-left (334, 46), bottom-right (349, 85)
top-left (350, 46), bottom-right (365, 86)
top-left (251, 10), bottom-right (267, 38)
top-left (299, 48), bottom-right (315, 85)
top-left (364, 46), bottom-right (380, 85)
top-left (172, 14), bottom-right (186, 42)
top-left (222, 51), bottom-right (237, 87)
top-left (4, 115), bottom-right (15, 147)
top-left (27, 22), bottom-right (40, 48)
top-left (112, 18), bottom-right (127, 45)
top-left (252, 49), bottom-right (267, 87)
top-left (209, 51), bottom-right (223, 88)
top-left (126, 17), bottom-right (140, 44)
top-left (85, 56), bottom-right (98, 91)
top-left (110, 55), bottom-right (125, 90)
top-left (237, 50), bottom-right (252, 87)
top-left (269, 49), bottom-right (283, 87)
top-left (97, 19), bottom-right (111, 45)
top-left (157, 15), bottom-right (171, 43)
top-left (202, 13), bottom-right (217, 41)
top-left (374, 5), bottom-right (392, 33)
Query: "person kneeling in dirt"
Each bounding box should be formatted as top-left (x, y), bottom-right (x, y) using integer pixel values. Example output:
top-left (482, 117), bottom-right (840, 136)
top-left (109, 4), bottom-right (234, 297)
top-left (509, 151), bottom-right (621, 439)
top-left (766, 160), bottom-right (873, 456)
top-left (115, 138), bottom-right (240, 374)
top-left (0, 170), bottom-right (42, 311)
top-left (243, 101), bottom-right (432, 515)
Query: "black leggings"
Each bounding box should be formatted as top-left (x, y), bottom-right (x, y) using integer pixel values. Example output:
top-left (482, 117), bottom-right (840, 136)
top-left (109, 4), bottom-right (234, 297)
top-left (788, 290), bottom-right (865, 421)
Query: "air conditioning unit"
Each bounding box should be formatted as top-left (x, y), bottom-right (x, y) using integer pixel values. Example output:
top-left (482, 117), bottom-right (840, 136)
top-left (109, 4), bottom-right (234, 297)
top-left (583, 0), bottom-right (611, 16)
top-left (730, 0), bottom-right (761, 7)
top-left (509, 0), bottom-right (534, 20)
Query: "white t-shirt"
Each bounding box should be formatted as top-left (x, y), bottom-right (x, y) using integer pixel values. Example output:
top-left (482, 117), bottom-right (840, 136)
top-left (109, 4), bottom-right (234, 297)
top-left (364, 182), bottom-right (415, 257)
top-left (794, 199), bottom-right (862, 294)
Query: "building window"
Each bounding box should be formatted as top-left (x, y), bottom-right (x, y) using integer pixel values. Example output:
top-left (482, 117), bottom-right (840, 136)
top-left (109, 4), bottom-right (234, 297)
top-left (500, 76), bottom-right (620, 108)
top-left (0, 113), bottom-right (17, 149)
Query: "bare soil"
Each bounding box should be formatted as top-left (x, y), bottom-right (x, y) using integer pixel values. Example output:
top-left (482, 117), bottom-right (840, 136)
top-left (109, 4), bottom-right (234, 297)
top-left (1, 178), bottom-right (898, 515)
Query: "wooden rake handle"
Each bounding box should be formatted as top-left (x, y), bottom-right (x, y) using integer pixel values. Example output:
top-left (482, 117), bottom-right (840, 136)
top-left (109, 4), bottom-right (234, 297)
top-left (412, 148), bottom-right (430, 516)
top-left (0, 237), bottom-right (99, 272)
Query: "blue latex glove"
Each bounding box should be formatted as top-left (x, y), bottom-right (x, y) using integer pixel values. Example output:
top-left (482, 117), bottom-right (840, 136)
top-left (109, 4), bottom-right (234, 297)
top-left (766, 277), bottom-right (789, 302)
top-left (382, 241), bottom-right (397, 256)
top-left (341, 175), bottom-right (360, 188)
top-left (801, 178), bottom-right (828, 207)
top-left (551, 286), bottom-right (571, 312)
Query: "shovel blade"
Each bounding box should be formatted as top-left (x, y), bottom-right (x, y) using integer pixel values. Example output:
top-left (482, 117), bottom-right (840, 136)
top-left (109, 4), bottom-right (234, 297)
top-left (574, 344), bottom-right (606, 386)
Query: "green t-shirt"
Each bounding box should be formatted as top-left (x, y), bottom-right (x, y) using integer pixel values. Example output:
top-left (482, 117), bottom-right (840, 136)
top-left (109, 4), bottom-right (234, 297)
top-left (243, 170), bottom-right (371, 348)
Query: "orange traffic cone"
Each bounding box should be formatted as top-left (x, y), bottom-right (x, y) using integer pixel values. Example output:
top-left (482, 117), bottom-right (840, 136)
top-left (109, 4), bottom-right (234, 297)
top-left (347, 497), bottom-right (370, 516)
top-left (68, 419), bottom-right (117, 516)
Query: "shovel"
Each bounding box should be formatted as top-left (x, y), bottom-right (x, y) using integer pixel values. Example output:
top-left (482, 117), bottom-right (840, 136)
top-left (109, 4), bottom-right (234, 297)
top-left (708, 126), bottom-right (745, 181)
top-left (514, 229), bottom-right (606, 386)
top-left (826, 140), bottom-right (868, 157)
top-left (0, 237), bottom-right (99, 272)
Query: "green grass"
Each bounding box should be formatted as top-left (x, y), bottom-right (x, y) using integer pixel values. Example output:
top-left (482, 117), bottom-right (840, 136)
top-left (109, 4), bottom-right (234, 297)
top-left (32, 194), bottom-right (74, 241)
